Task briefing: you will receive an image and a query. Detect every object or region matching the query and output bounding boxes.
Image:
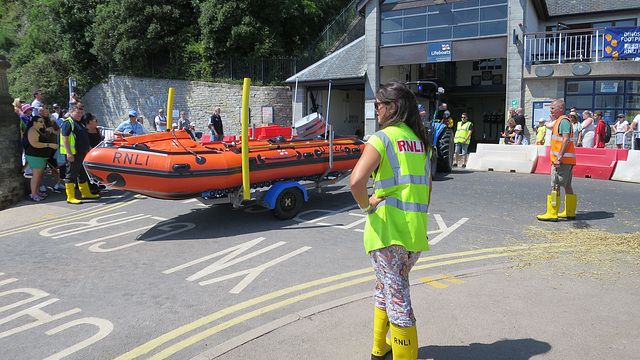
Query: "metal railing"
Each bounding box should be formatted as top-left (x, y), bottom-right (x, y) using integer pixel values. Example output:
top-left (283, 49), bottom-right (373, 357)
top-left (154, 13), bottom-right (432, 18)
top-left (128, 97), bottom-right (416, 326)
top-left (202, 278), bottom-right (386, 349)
top-left (624, 131), bottom-right (639, 150)
top-left (225, 57), bottom-right (298, 84)
top-left (524, 27), bottom-right (640, 66)
top-left (524, 28), bottom-right (607, 65)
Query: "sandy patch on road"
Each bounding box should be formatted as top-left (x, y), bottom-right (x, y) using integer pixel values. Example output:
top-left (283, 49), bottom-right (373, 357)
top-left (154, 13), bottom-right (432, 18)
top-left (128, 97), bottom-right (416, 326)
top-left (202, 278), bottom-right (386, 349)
top-left (507, 228), bottom-right (640, 281)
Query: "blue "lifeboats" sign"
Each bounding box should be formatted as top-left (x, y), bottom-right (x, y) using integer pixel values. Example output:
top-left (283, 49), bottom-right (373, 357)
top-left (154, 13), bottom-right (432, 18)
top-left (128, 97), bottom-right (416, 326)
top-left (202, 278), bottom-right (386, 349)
top-left (604, 27), bottom-right (640, 58)
top-left (427, 41), bottom-right (452, 63)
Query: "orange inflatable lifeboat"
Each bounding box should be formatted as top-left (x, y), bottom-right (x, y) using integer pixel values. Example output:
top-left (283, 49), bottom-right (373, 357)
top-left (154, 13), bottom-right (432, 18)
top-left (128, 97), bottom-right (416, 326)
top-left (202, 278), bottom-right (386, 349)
top-left (83, 129), bottom-right (365, 200)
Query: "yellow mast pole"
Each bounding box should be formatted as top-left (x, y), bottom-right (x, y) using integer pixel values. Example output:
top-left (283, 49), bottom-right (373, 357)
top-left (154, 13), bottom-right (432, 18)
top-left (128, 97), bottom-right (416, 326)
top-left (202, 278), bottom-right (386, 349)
top-left (241, 78), bottom-right (251, 200)
top-left (166, 87), bottom-right (175, 129)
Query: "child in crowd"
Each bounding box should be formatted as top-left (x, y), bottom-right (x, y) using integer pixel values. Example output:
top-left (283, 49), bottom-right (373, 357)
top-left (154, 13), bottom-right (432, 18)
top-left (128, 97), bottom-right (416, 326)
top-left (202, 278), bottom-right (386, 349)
top-left (535, 118), bottom-right (546, 145)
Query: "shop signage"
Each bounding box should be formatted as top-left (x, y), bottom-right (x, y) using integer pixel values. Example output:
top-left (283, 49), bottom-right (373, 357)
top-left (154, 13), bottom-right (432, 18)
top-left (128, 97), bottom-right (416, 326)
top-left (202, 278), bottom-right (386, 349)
top-left (261, 106), bottom-right (273, 124)
top-left (427, 42), bottom-right (452, 63)
top-left (600, 82), bottom-right (618, 93)
top-left (603, 27), bottom-right (640, 58)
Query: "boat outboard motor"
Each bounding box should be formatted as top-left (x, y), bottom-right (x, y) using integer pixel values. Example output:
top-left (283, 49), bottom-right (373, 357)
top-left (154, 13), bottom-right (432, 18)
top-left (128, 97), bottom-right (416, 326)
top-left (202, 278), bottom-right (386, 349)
top-left (294, 113), bottom-right (326, 139)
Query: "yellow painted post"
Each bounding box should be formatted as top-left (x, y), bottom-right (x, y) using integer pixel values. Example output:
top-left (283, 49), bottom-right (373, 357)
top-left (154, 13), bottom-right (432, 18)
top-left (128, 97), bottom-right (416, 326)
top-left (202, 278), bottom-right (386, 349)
top-left (166, 87), bottom-right (175, 129)
top-left (241, 78), bottom-right (251, 200)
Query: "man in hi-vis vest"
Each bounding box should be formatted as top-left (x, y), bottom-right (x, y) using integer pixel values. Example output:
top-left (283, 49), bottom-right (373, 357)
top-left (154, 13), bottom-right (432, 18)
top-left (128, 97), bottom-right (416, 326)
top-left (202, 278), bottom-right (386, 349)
top-left (60, 105), bottom-right (100, 204)
top-left (537, 99), bottom-right (576, 221)
top-left (453, 113), bottom-right (472, 168)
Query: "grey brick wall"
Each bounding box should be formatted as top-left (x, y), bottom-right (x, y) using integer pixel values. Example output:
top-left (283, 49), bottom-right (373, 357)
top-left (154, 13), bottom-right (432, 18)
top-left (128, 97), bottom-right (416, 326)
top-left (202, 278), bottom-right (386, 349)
top-left (82, 75), bottom-right (293, 135)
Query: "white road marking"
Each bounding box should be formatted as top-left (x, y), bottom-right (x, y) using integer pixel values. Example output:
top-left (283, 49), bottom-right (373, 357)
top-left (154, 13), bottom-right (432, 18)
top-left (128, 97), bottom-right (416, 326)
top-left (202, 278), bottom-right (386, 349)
top-left (164, 237), bottom-right (311, 294)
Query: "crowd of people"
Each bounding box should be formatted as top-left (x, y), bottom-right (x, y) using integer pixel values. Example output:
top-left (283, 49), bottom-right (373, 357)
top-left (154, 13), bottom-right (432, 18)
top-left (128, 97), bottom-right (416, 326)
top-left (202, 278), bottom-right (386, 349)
top-left (530, 106), bottom-right (640, 150)
top-left (13, 90), bottom-right (227, 203)
top-left (14, 90), bottom-right (104, 203)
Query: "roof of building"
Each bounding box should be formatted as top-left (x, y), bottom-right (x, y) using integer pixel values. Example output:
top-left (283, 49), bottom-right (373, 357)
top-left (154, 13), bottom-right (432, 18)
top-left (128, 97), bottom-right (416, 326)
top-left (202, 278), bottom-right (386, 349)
top-left (284, 36), bottom-right (365, 86)
top-left (542, 0), bottom-right (640, 17)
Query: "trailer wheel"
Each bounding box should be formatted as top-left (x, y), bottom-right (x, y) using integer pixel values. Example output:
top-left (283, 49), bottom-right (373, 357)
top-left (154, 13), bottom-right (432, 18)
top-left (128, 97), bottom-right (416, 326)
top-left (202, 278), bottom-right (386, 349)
top-left (272, 187), bottom-right (304, 220)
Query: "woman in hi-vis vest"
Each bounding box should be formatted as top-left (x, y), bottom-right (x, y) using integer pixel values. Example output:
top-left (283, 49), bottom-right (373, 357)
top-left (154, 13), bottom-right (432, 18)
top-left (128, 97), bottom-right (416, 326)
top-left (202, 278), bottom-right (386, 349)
top-left (350, 82), bottom-right (433, 360)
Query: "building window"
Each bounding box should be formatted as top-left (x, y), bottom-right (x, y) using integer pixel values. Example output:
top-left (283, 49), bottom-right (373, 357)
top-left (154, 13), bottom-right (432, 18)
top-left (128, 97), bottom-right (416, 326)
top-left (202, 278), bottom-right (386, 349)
top-left (565, 78), bottom-right (640, 123)
top-left (473, 59), bottom-right (502, 70)
top-left (380, 0), bottom-right (508, 46)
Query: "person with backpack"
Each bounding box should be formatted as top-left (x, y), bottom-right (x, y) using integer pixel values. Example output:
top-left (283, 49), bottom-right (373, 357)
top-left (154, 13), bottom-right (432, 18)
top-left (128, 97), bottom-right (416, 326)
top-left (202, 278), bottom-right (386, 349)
top-left (594, 110), bottom-right (610, 148)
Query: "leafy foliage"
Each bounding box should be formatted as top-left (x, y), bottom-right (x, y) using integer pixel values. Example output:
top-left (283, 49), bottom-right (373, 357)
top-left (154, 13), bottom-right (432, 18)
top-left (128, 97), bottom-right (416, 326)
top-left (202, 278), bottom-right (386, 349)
top-left (93, 0), bottom-right (198, 76)
top-left (1, 0), bottom-right (352, 104)
top-left (199, 0), bottom-right (346, 59)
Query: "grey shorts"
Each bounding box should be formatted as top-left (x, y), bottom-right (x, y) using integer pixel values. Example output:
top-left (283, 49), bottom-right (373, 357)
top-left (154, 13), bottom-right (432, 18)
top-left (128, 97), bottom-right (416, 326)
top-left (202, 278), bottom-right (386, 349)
top-left (454, 142), bottom-right (469, 155)
top-left (551, 163), bottom-right (574, 188)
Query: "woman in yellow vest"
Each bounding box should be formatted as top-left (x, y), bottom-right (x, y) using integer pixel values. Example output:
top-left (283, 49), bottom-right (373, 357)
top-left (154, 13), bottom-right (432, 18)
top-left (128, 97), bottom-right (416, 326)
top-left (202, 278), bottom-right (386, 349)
top-left (350, 82), bottom-right (432, 360)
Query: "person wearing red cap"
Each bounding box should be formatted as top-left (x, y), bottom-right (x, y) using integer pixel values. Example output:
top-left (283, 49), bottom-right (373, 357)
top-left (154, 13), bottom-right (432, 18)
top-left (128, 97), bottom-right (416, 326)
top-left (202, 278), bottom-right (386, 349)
top-left (20, 104), bottom-right (34, 129)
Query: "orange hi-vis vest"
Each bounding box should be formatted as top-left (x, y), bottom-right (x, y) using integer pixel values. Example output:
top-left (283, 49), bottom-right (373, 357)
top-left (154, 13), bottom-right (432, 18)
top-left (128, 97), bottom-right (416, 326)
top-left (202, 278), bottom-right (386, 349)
top-left (550, 115), bottom-right (576, 165)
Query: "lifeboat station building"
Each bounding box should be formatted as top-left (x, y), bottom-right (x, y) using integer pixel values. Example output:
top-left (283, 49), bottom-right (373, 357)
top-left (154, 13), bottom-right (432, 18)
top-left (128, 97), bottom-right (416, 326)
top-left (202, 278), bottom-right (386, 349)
top-left (286, 0), bottom-right (640, 148)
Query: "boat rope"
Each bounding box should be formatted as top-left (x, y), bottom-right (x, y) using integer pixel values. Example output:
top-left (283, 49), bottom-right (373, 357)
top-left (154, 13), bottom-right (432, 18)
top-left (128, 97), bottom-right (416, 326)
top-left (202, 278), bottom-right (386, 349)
top-left (170, 131), bottom-right (206, 165)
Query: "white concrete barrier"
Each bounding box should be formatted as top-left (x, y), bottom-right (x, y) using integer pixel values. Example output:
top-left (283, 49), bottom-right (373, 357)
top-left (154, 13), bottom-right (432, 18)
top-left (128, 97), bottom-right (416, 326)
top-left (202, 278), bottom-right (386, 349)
top-left (611, 150), bottom-right (640, 183)
top-left (467, 144), bottom-right (539, 173)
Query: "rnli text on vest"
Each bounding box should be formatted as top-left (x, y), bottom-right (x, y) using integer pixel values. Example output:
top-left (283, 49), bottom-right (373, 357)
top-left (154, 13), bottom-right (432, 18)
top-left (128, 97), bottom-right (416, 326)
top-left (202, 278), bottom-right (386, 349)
top-left (396, 139), bottom-right (425, 154)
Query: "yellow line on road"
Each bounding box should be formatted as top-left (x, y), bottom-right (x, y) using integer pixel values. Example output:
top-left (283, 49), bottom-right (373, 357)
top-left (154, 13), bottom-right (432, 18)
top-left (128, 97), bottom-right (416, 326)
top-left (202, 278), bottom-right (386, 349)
top-left (115, 245), bottom-right (563, 360)
top-left (438, 274), bottom-right (466, 284)
top-left (420, 277), bottom-right (449, 288)
top-left (148, 276), bottom-right (376, 360)
top-left (0, 198), bottom-right (140, 238)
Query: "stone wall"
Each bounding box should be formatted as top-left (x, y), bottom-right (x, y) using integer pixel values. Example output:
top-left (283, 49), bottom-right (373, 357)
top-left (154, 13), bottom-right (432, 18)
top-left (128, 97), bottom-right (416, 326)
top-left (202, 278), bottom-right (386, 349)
top-left (82, 75), bottom-right (293, 135)
top-left (0, 55), bottom-right (25, 209)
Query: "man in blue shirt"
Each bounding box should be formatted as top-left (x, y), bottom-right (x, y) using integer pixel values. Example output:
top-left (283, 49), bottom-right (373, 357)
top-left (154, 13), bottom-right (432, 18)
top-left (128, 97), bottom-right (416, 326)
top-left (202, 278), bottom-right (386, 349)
top-left (114, 110), bottom-right (145, 137)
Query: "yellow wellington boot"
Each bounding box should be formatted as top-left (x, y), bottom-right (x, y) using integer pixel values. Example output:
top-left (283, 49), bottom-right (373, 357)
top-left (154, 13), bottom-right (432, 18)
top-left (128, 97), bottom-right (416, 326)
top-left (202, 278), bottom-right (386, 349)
top-left (390, 323), bottom-right (418, 360)
top-left (65, 183), bottom-right (82, 204)
top-left (79, 182), bottom-right (100, 199)
top-left (558, 194), bottom-right (577, 219)
top-left (371, 307), bottom-right (392, 360)
top-left (537, 195), bottom-right (560, 222)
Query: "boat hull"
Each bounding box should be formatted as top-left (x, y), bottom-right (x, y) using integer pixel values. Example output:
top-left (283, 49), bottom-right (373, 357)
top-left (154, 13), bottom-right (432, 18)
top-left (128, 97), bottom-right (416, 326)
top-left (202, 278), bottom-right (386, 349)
top-left (84, 130), bottom-right (364, 199)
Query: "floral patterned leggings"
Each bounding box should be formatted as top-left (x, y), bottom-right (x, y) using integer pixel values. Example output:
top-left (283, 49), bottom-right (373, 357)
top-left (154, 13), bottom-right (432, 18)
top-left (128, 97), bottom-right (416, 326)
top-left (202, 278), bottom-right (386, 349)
top-left (370, 245), bottom-right (421, 328)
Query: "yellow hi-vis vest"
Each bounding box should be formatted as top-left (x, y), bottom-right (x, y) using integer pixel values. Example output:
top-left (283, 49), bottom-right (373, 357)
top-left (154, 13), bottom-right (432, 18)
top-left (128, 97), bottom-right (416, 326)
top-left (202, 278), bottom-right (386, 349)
top-left (59, 117), bottom-right (76, 155)
top-left (364, 123), bottom-right (431, 254)
top-left (454, 120), bottom-right (472, 144)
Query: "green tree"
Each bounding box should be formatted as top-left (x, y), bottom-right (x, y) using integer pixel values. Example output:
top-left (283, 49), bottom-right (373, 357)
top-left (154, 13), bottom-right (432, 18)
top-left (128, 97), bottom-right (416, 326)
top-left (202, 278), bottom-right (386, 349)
top-left (199, 0), bottom-right (348, 60)
top-left (1, 0), bottom-right (352, 98)
top-left (5, 0), bottom-right (104, 105)
top-left (92, 0), bottom-right (199, 77)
